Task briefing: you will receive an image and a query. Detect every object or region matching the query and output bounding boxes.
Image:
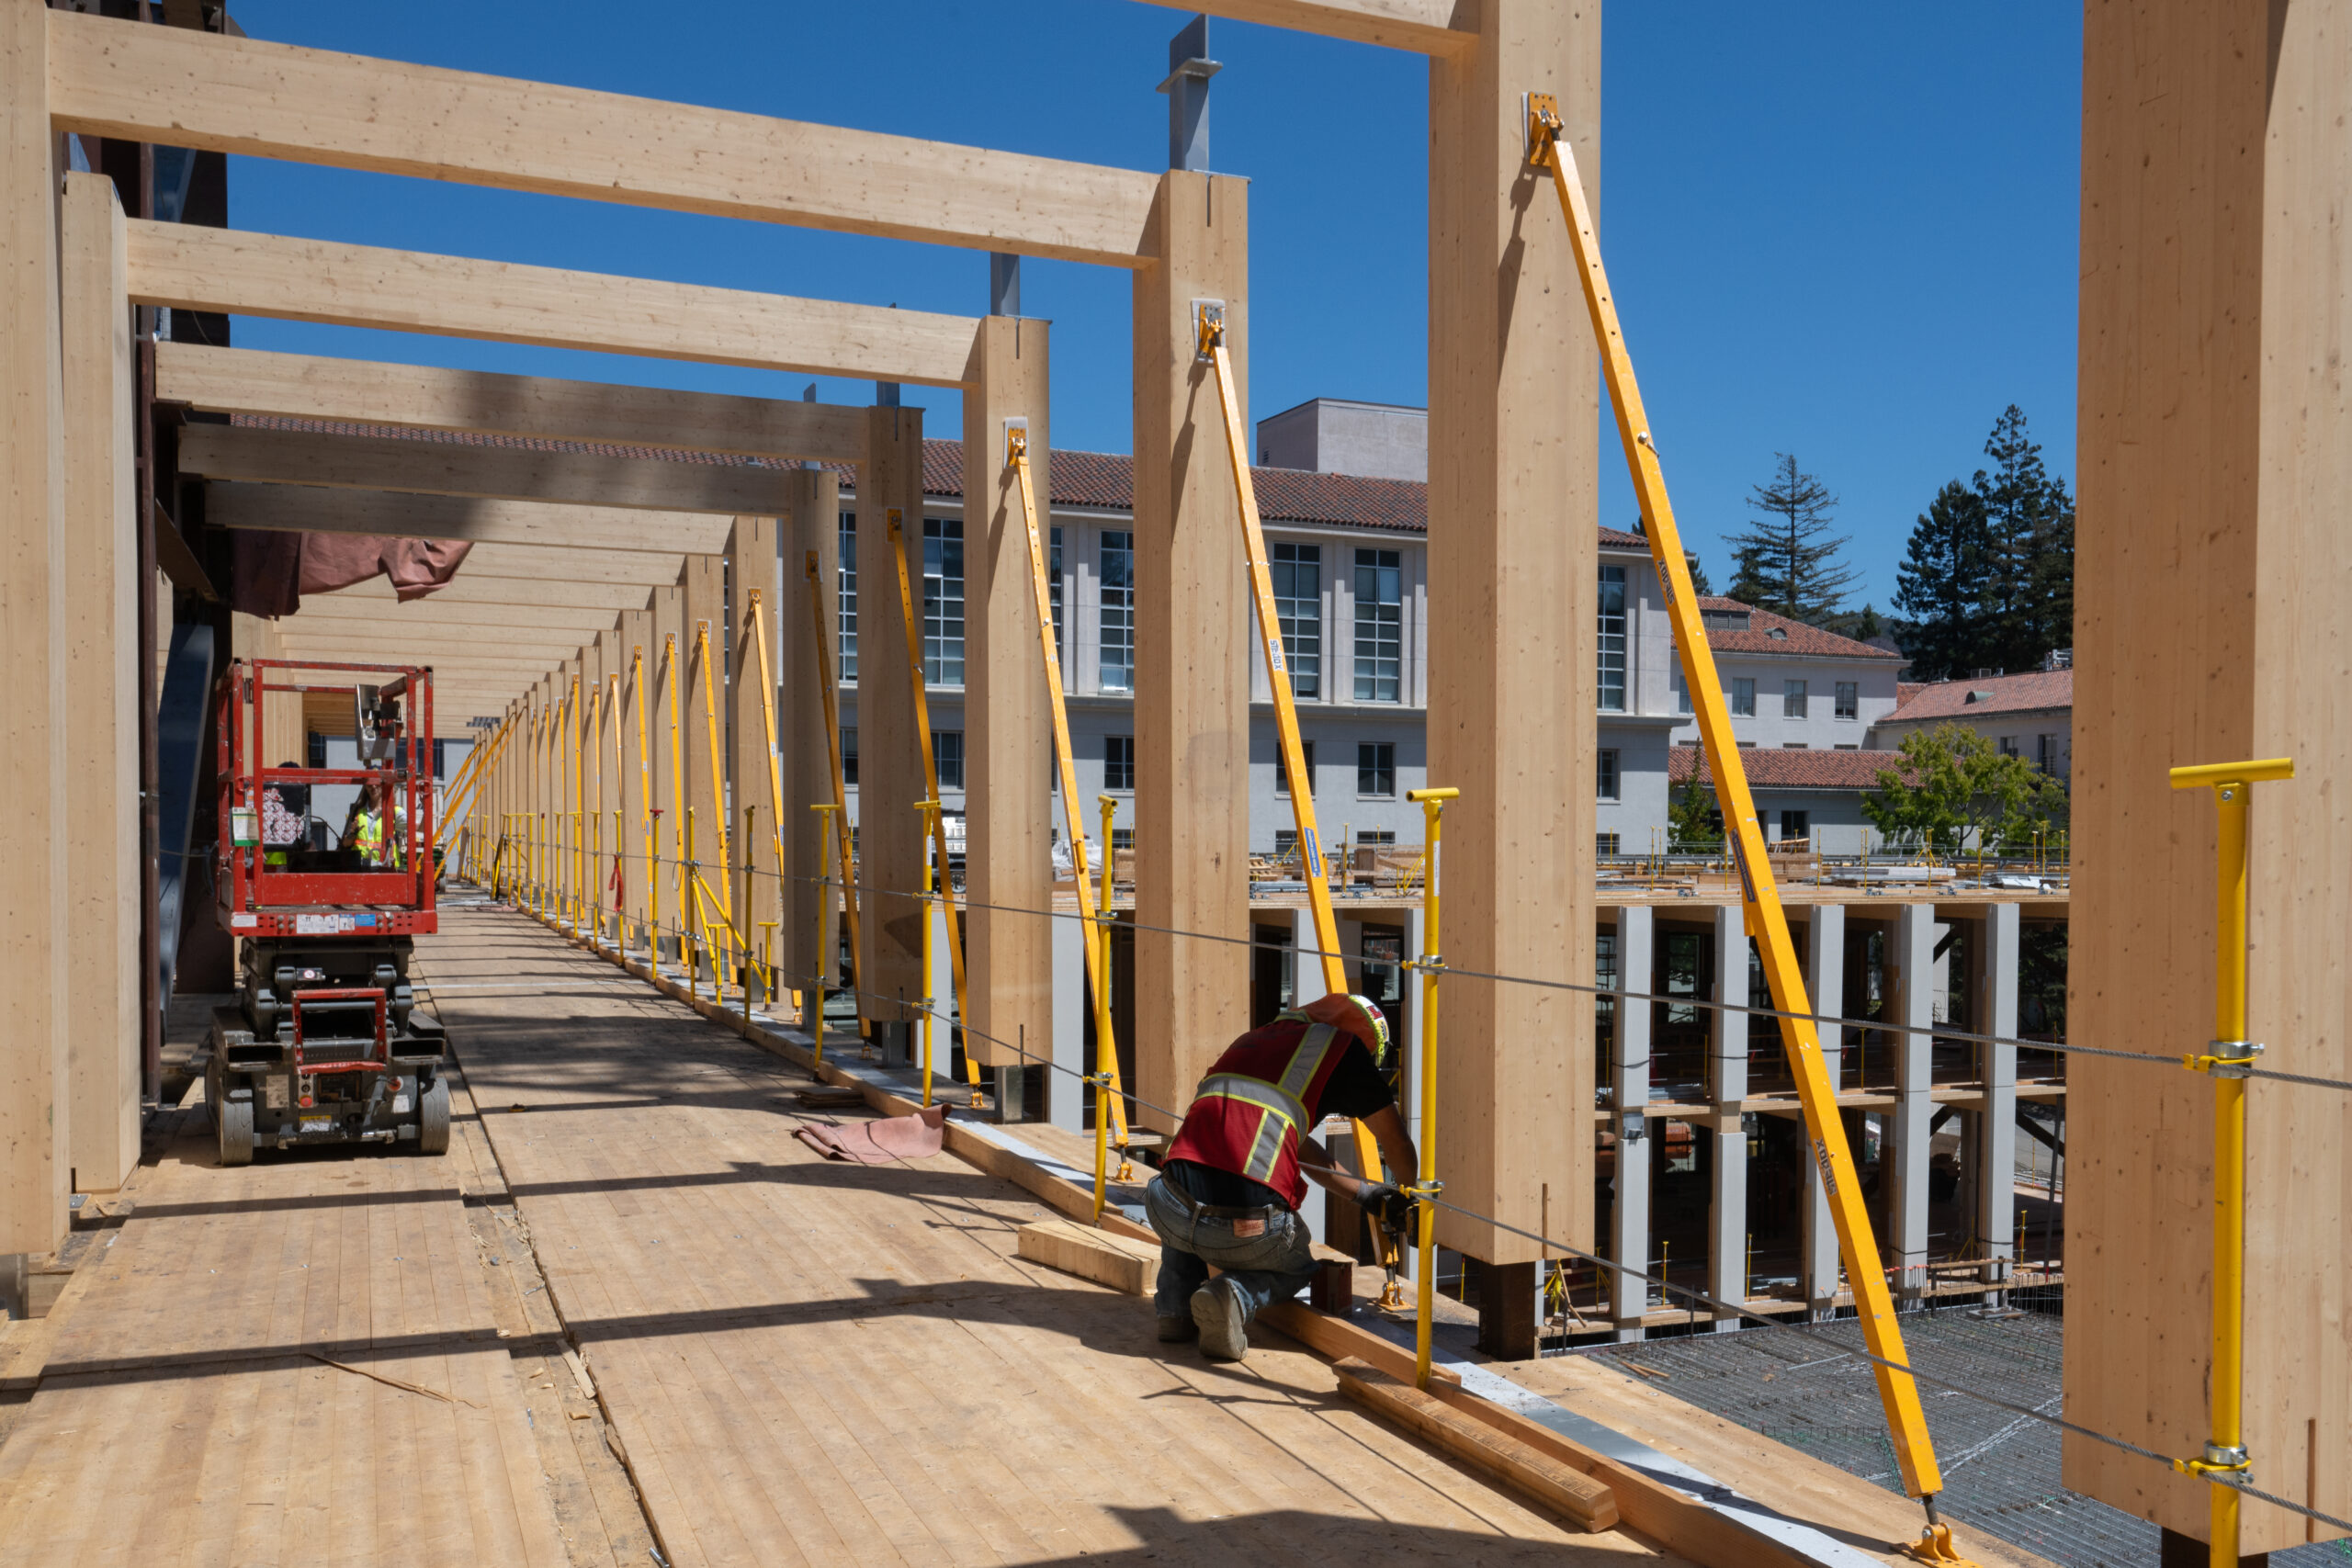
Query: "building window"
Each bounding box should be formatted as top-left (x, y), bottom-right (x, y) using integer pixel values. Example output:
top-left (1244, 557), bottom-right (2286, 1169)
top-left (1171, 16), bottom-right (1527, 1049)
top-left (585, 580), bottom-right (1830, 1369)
top-left (1103, 734), bottom-right (1135, 792)
top-left (1783, 679), bottom-right (1807, 718)
top-left (1597, 565), bottom-right (1627, 712)
top-left (1110, 827), bottom-right (1134, 852)
top-left (306, 730), bottom-right (326, 770)
top-left (1782, 742), bottom-right (1808, 749)
top-left (841, 727), bottom-right (858, 786)
top-left (1834, 743), bottom-right (1860, 750)
top-left (922, 516), bottom-right (965, 686)
top-left (1049, 525), bottom-right (1064, 660)
top-left (1730, 677), bottom-right (1756, 716)
top-left (1358, 741), bottom-right (1395, 798)
top-left (1671, 660), bottom-right (1694, 715)
top-left (837, 513), bottom-right (858, 683)
top-left (1597, 748), bottom-right (1620, 800)
top-left (1352, 548), bottom-right (1402, 703)
top-left (1835, 681), bottom-right (1859, 720)
top-left (1276, 740), bottom-right (1316, 797)
top-left (934, 729), bottom-right (964, 790)
top-left (2037, 733), bottom-right (2060, 773)
top-left (1597, 832), bottom-right (1622, 857)
top-left (1271, 542), bottom-right (1322, 699)
top-left (1099, 531), bottom-right (1135, 693)
top-left (1998, 736), bottom-right (2019, 758)
top-left (1702, 607), bottom-right (1751, 632)
top-left (1274, 828), bottom-right (1298, 857)
top-left (1779, 810), bottom-right (1810, 840)
top-left (433, 739), bottom-right (447, 780)
top-left (1357, 830), bottom-right (1396, 846)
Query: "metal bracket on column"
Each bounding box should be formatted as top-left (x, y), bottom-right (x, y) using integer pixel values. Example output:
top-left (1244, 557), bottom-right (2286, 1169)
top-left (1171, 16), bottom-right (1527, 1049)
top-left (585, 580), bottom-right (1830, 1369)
top-left (1193, 299), bottom-right (1226, 364)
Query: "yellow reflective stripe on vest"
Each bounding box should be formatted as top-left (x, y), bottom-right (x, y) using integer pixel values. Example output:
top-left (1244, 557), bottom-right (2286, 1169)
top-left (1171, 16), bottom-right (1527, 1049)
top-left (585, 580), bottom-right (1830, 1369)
top-left (1193, 1022), bottom-right (1341, 1185)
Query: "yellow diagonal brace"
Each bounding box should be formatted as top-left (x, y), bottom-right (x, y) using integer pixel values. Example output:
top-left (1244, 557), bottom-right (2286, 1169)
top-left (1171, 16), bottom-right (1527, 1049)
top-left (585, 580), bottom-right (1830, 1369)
top-left (1533, 96), bottom-right (1944, 1503)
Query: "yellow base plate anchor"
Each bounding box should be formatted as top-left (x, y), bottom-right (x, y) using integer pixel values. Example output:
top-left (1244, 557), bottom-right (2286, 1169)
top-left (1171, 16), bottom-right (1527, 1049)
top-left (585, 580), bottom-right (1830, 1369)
top-left (1900, 1499), bottom-right (1984, 1567)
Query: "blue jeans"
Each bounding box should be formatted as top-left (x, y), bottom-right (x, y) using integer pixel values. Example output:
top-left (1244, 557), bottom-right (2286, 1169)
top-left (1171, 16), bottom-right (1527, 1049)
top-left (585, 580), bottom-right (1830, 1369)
top-left (1145, 1174), bottom-right (1317, 1325)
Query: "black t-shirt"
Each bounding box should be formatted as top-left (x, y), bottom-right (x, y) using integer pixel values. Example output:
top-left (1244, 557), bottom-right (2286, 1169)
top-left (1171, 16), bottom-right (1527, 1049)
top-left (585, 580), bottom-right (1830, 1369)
top-left (1162, 1034), bottom-right (1394, 1211)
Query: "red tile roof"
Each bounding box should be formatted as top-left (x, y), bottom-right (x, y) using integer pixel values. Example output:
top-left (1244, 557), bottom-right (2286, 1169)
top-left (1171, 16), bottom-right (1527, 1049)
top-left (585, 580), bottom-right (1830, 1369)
top-left (1668, 744), bottom-right (1913, 791)
top-left (1883, 669), bottom-right (2073, 723)
top-left (228, 416), bottom-right (1651, 543)
top-left (1697, 597), bottom-right (1903, 661)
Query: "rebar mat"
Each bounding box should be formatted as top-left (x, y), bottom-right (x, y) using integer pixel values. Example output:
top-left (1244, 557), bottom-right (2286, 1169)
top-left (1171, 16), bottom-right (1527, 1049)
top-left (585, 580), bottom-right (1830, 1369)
top-left (1577, 1308), bottom-right (2350, 1568)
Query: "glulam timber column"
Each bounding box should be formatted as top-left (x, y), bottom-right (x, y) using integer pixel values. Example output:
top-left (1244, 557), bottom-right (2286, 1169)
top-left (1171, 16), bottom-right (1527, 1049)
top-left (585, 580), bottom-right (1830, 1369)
top-left (0, 0), bottom-right (70, 1269)
top-left (679, 556), bottom-right (724, 975)
top-left (2069, 4), bottom-right (2352, 1546)
top-left (1973, 902), bottom-right (2018, 1308)
top-left (1705, 903), bottom-right (1747, 1331)
top-left (728, 517), bottom-right (782, 1000)
top-left (59, 173), bottom-right (139, 1194)
top-left (1132, 168), bottom-right (1250, 1130)
top-left (779, 468), bottom-right (843, 1015)
top-left (964, 315), bottom-right (1052, 1087)
top-left (1886, 902), bottom-right (1935, 1303)
top-left (619, 602), bottom-right (654, 951)
top-left (859, 405), bottom-right (928, 1054)
top-left (594, 623), bottom-right (624, 942)
top-left (649, 584), bottom-right (684, 958)
top-left (1424, 1), bottom-right (1599, 1347)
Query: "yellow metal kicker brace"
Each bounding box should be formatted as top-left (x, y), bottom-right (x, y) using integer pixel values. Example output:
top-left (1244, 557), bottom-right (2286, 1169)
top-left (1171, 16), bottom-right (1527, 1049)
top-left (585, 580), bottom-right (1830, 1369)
top-left (1528, 95), bottom-right (1973, 1566)
top-left (1197, 305), bottom-right (1407, 1276)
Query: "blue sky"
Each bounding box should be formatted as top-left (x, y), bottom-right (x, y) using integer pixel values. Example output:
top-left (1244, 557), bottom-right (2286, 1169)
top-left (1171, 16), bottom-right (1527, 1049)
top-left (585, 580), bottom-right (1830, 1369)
top-left (223, 1), bottom-right (2082, 612)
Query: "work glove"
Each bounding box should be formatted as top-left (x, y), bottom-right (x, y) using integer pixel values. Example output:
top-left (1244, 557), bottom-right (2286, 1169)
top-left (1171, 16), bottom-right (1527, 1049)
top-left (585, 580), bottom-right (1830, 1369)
top-left (1362, 1182), bottom-right (1417, 1235)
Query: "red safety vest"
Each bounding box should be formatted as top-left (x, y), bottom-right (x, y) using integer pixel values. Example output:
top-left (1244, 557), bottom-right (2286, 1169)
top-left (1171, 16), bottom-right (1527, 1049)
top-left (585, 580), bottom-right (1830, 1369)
top-left (1165, 1015), bottom-right (1349, 1211)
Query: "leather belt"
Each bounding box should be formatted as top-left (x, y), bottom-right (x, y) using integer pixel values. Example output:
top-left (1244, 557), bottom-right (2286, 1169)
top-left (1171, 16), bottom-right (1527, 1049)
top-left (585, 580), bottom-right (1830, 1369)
top-left (1159, 1181), bottom-right (1283, 1224)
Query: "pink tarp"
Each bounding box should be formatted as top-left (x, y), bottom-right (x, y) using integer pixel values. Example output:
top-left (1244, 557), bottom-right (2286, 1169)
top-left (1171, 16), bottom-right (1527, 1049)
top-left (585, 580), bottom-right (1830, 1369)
top-left (233, 530), bottom-right (473, 618)
top-left (792, 1103), bottom-right (949, 1165)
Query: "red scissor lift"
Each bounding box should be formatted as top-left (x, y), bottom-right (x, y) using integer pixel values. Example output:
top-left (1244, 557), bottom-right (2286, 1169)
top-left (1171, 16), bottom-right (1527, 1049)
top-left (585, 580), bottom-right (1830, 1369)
top-left (208, 659), bottom-right (449, 1166)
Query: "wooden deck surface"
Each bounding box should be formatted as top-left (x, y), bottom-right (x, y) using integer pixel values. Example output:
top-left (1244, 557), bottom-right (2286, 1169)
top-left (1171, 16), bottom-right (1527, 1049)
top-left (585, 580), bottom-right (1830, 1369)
top-left (0, 904), bottom-right (1688, 1566)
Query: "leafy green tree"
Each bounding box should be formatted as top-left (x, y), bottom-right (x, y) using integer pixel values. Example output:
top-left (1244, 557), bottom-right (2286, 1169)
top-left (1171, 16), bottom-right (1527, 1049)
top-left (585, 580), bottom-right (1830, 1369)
top-left (1893, 479), bottom-right (1993, 680)
top-left (1861, 724), bottom-right (2068, 855)
top-left (1668, 775), bottom-right (1724, 851)
top-left (1724, 455), bottom-right (1860, 624)
top-left (1683, 551), bottom-right (1712, 596)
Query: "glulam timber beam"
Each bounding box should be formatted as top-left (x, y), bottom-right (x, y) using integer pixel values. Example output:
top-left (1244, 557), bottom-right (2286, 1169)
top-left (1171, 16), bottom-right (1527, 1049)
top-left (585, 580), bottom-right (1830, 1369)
top-left (128, 222), bottom-right (978, 387)
top-left (49, 9), bottom-right (1159, 265)
top-left (206, 482), bottom-right (735, 554)
top-left (265, 601), bottom-right (624, 634)
top-left (427, 543), bottom-right (687, 586)
top-left (1133, 0), bottom-right (1476, 54)
top-left (306, 578), bottom-right (659, 613)
top-left (156, 344), bottom-right (868, 463)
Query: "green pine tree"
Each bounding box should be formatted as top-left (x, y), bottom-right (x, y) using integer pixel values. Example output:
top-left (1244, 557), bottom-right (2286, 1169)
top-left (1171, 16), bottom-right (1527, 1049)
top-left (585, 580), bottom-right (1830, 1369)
top-left (1724, 455), bottom-right (1860, 623)
top-left (1893, 479), bottom-right (1994, 680)
top-left (1973, 406), bottom-right (2074, 672)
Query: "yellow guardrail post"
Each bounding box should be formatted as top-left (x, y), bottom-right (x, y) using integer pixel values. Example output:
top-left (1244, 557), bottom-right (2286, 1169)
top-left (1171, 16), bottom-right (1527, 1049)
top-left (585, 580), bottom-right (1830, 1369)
top-left (1405, 786), bottom-right (1456, 1390)
top-left (810, 802), bottom-right (842, 1069)
top-left (2168, 755), bottom-right (2294, 1568)
top-left (916, 796), bottom-right (941, 1108)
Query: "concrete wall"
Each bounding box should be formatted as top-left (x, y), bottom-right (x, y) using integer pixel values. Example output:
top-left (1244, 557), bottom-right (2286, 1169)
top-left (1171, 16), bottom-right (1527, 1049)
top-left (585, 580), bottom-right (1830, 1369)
top-left (1872, 708), bottom-right (2072, 780)
top-left (1255, 398), bottom-right (1429, 483)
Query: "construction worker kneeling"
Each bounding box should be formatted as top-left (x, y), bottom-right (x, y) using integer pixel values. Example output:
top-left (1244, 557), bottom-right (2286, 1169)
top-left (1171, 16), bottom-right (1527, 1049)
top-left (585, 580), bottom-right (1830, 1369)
top-left (1148, 992), bottom-right (1419, 1361)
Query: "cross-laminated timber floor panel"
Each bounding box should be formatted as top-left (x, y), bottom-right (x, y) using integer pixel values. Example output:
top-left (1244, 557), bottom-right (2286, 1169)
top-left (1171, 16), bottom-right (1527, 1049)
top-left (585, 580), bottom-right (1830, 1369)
top-left (0, 903), bottom-right (1690, 1566)
top-left (419, 905), bottom-right (1686, 1566)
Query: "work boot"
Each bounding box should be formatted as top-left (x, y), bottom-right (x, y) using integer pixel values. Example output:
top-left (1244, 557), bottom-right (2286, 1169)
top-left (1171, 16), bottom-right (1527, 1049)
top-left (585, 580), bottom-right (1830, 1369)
top-left (1156, 1314), bottom-right (1197, 1344)
top-left (1191, 1278), bottom-right (1249, 1361)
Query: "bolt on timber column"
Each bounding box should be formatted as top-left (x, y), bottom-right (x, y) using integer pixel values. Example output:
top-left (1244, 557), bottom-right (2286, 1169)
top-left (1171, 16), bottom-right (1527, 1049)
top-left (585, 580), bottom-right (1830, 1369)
top-left (1425, 2), bottom-right (1599, 1338)
top-left (860, 404), bottom-right (928, 1056)
top-left (965, 314), bottom-right (1052, 1080)
top-left (1132, 169), bottom-right (1250, 1130)
top-left (780, 468), bottom-right (842, 1011)
top-left (60, 173), bottom-right (140, 1194)
top-left (0, 0), bottom-right (72, 1265)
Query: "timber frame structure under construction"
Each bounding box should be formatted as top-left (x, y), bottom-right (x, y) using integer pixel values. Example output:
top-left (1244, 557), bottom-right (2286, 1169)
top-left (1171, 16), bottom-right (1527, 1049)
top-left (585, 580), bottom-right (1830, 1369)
top-left (0, 3), bottom-right (2346, 1566)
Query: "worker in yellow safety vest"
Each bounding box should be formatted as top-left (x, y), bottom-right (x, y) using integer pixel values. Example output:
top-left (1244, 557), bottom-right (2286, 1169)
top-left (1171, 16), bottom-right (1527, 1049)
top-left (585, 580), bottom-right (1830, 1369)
top-left (344, 778), bottom-right (404, 869)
